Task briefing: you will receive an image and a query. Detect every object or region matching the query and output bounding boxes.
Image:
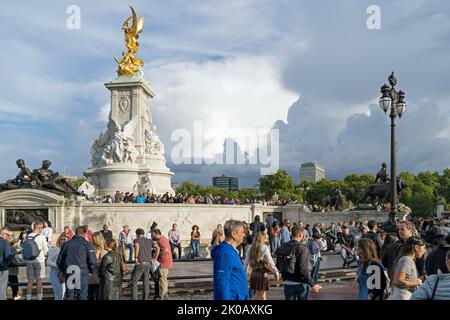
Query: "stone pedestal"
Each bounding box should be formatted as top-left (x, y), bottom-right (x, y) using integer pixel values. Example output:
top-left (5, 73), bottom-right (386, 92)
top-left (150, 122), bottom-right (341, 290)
top-left (84, 69), bottom-right (174, 196)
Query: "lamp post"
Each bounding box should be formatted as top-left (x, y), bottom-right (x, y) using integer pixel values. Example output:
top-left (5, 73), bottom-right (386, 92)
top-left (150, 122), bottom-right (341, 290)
top-left (379, 72), bottom-right (407, 231)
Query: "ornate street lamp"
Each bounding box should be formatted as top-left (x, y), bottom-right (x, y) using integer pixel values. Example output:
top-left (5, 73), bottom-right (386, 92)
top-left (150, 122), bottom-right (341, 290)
top-left (379, 72), bottom-right (407, 232)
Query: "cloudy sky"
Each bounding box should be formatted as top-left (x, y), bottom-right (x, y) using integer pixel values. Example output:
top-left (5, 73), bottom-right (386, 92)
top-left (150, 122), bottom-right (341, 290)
top-left (0, 0), bottom-right (449, 187)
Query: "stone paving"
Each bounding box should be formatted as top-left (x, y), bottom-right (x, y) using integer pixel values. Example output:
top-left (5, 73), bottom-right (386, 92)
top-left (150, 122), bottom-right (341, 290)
top-left (170, 281), bottom-right (358, 300)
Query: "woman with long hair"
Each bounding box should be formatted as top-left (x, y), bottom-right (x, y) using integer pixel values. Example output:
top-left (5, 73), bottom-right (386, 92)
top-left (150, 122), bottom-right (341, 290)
top-left (356, 238), bottom-right (380, 300)
top-left (210, 224), bottom-right (224, 247)
top-left (190, 225), bottom-right (201, 258)
top-left (388, 237), bottom-right (426, 300)
top-left (244, 232), bottom-right (279, 300)
top-left (88, 232), bottom-right (108, 300)
top-left (99, 239), bottom-right (122, 300)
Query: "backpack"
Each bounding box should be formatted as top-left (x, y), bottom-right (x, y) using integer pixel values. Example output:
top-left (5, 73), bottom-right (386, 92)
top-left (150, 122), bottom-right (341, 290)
top-left (21, 234), bottom-right (41, 260)
top-left (367, 261), bottom-right (390, 300)
top-left (275, 241), bottom-right (299, 275)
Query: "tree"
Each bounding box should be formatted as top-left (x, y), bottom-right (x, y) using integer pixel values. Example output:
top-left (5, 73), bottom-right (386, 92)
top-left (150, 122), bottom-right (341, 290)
top-left (176, 181), bottom-right (203, 196)
top-left (258, 170), bottom-right (296, 198)
top-left (341, 173), bottom-right (374, 204)
top-left (305, 179), bottom-right (336, 205)
top-left (71, 178), bottom-right (86, 190)
top-left (399, 172), bottom-right (435, 217)
top-left (437, 168), bottom-right (450, 210)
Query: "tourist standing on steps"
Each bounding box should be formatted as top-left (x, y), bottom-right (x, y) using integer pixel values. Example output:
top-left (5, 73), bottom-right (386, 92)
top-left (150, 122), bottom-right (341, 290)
top-left (99, 239), bottom-right (122, 300)
top-left (8, 238), bottom-right (22, 300)
top-left (190, 225), bottom-right (201, 258)
top-left (211, 220), bottom-right (248, 300)
top-left (23, 221), bottom-right (48, 301)
top-left (47, 234), bottom-right (67, 300)
top-left (88, 232), bottom-right (108, 300)
top-left (57, 225), bottom-right (97, 300)
top-left (0, 228), bottom-right (16, 300)
top-left (131, 228), bottom-right (154, 300)
top-left (280, 219), bottom-right (291, 244)
top-left (43, 220), bottom-right (53, 247)
top-left (244, 232), bottom-right (279, 300)
top-left (275, 225), bottom-right (321, 300)
top-left (211, 224), bottom-right (225, 247)
top-left (153, 229), bottom-right (173, 300)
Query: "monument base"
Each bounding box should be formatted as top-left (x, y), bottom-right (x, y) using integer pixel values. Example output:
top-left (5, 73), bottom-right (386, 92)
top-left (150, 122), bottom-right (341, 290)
top-left (84, 163), bottom-right (174, 196)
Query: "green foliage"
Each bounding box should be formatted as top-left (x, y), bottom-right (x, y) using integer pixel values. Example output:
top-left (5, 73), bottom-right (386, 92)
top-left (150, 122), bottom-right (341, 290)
top-left (341, 173), bottom-right (375, 204)
top-left (71, 178), bottom-right (86, 190)
top-left (176, 167), bottom-right (450, 214)
top-left (258, 170), bottom-right (296, 198)
top-left (305, 179), bottom-right (336, 205)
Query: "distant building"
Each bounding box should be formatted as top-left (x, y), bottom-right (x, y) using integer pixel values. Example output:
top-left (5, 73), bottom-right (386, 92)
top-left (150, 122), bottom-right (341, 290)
top-left (212, 175), bottom-right (239, 191)
top-left (299, 162), bottom-right (325, 183)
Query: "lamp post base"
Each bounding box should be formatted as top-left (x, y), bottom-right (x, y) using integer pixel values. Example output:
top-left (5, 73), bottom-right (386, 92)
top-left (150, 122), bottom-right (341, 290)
top-left (383, 210), bottom-right (398, 233)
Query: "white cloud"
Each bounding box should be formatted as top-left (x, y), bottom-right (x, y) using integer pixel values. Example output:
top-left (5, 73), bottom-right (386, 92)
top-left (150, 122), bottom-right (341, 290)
top-left (149, 56), bottom-right (298, 159)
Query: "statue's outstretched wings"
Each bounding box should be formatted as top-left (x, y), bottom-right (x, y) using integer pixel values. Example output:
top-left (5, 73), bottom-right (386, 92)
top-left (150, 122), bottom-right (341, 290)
top-left (123, 117), bottom-right (137, 140)
top-left (130, 6), bottom-right (144, 35)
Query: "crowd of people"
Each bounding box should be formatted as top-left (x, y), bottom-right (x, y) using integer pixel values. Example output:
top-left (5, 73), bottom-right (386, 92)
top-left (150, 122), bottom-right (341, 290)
top-left (1, 215), bottom-right (449, 301)
top-left (81, 190), bottom-right (301, 207)
top-left (0, 221), bottom-right (176, 300)
top-left (211, 215), bottom-right (450, 301)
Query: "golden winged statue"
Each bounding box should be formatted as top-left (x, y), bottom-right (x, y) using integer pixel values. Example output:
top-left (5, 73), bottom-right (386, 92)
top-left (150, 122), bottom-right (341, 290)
top-left (114, 6), bottom-right (145, 76)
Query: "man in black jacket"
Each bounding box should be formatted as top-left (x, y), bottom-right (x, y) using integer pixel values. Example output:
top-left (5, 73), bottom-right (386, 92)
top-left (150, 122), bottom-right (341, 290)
top-left (100, 224), bottom-right (113, 241)
top-left (249, 215), bottom-right (265, 244)
top-left (277, 225), bottom-right (321, 300)
top-left (426, 234), bottom-right (450, 275)
top-left (57, 225), bottom-right (97, 300)
top-left (362, 220), bottom-right (383, 255)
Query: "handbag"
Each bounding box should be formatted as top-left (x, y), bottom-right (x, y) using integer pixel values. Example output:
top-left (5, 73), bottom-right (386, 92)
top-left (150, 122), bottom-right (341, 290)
top-left (256, 259), bottom-right (274, 274)
top-left (58, 270), bottom-right (65, 284)
top-left (120, 255), bottom-right (128, 273)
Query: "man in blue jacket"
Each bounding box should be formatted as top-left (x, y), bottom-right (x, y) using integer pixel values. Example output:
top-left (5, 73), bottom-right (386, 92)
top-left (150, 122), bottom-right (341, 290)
top-left (0, 228), bottom-right (16, 300)
top-left (211, 220), bottom-right (248, 300)
top-left (57, 225), bottom-right (96, 300)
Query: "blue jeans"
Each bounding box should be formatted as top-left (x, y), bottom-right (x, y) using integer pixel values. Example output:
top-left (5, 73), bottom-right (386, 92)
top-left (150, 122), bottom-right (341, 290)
top-left (65, 273), bottom-right (89, 300)
top-left (311, 258), bottom-right (321, 283)
top-left (124, 243), bottom-right (134, 262)
top-left (358, 270), bottom-right (370, 300)
top-left (284, 283), bottom-right (309, 300)
top-left (248, 289), bottom-right (256, 300)
top-left (190, 240), bottom-right (200, 258)
top-left (49, 267), bottom-right (65, 300)
top-left (270, 236), bottom-right (281, 254)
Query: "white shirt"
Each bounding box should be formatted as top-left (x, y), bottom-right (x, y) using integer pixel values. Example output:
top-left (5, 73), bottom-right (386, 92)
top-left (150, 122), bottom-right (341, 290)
top-left (42, 227), bottom-right (53, 245)
top-left (26, 232), bottom-right (49, 263)
top-left (244, 244), bottom-right (279, 277)
top-left (119, 230), bottom-right (135, 245)
top-left (46, 247), bottom-right (61, 268)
